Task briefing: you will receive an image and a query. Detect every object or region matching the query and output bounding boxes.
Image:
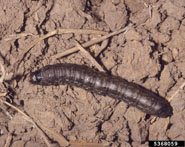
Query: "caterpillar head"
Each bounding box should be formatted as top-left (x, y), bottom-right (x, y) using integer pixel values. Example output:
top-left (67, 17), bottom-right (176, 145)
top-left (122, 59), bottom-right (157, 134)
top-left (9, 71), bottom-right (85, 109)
top-left (29, 71), bottom-right (42, 85)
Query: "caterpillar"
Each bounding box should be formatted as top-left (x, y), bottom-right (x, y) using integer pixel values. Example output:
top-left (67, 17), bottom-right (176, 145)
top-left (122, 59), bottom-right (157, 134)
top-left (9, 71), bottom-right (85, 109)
top-left (30, 63), bottom-right (173, 118)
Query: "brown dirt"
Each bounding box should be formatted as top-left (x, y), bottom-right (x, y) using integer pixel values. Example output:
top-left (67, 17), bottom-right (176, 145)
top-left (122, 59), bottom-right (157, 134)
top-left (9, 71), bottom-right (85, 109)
top-left (0, 0), bottom-right (185, 147)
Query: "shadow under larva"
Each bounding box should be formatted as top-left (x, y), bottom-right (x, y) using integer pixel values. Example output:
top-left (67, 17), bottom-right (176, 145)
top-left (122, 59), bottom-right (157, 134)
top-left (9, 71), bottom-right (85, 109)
top-left (30, 63), bottom-right (173, 118)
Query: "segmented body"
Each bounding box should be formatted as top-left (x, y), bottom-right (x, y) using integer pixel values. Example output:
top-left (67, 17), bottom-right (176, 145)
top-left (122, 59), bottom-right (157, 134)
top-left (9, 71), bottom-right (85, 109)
top-left (30, 63), bottom-right (173, 118)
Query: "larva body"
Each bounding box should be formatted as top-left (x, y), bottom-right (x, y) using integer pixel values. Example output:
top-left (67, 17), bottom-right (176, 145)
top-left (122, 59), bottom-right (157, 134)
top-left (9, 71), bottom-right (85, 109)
top-left (30, 63), bottom-right (173, 118)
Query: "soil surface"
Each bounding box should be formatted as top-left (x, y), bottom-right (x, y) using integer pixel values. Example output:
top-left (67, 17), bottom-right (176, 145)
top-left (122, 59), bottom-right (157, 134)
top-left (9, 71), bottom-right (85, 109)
top-left (0, 0), bottom-right (185, 147)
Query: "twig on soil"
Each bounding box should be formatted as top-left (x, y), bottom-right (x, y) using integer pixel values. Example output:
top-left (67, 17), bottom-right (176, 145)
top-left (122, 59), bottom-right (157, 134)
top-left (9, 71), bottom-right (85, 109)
top-left (168, 81), bottom-right (185, 102)
top-left (76, 42), bottom-right (105, 72)
top-left (150, 117), bottom-right (157, 124)
top-left (4, 133), bottom-right (12, 147)
top-left (52, 24), bottom-right (133, 59)
top-left (57, 29), bottom-right (106, 35)
top-left (0, 92), bottom-right (7, 97)
top-left (144, 2), bottom-right (152, 18)
top-left (164, 117), bottom-right (170, 131)
top-left (12, 29), bottom-right (106, 71)
top-left (70, 141), bottom-right (106, 146)
top-left (3, 33), bottom-right (34, 41)
top-left (0, 63), bottom-right (6, 83)
top-left (0, 99), bottom-right (52, 147)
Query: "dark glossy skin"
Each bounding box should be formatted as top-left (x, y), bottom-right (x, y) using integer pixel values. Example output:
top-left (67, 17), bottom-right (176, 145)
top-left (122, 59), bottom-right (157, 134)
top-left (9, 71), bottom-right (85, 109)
top-left (30, 63), bottom-right (173, 118)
